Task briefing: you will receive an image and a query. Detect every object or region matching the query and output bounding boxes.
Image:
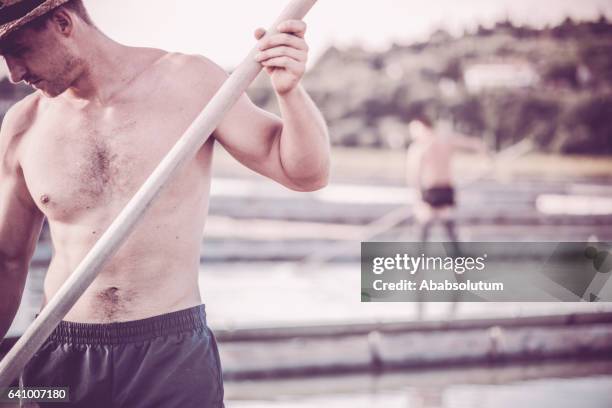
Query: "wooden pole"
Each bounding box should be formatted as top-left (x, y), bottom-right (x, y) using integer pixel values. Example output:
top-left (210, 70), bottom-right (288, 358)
top-left (296, 139), bottom-right (535, 267)
top-left (0, 0), bottom-right (318, 387)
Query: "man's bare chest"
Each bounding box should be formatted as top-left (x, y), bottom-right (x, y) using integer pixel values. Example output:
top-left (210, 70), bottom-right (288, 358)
top-left (20, 99), bottom-right (209, 221)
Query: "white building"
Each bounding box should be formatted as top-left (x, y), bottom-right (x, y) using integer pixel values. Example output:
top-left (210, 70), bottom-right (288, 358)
top-left (464, 60), bottom-right (539, 93)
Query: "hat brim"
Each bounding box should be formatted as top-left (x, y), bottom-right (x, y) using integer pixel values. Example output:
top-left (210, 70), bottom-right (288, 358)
top-left (0, 0), bottom-right (73, 42)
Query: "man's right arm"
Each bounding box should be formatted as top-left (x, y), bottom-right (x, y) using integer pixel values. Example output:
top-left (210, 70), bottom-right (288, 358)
top-left (0, 104), bottom-right (45, 341)
top-left (449, 132), bottom-right (489, 155)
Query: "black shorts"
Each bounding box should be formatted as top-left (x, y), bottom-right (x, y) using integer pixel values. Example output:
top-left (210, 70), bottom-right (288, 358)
top-left (20, 305), bottom-right (224, 408)
top-left (421, 186), bottom-right (455, 208)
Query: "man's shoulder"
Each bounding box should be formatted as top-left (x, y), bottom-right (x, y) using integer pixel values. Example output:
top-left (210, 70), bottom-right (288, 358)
top-left (0, 93), bottom-right (40, 173)
top-left (0, 92), bottom-right (41, 149)
top-left (154, 52), bottom-right (229, 94)
top-left (162, 52), bottom-right (226, 77)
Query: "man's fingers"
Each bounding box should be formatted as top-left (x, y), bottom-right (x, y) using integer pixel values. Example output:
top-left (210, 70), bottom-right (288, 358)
top-left (258, 33), bottom-right (308, 53)
top-left (254, 19), bottom-right (309, 86)
top-left (254, 28), bottom-right (266, 40)
top-left (260, 56), bottom-right (302, 71)
top-left (277, 20), bottom-right (307, 38)
top-left (256, 46), bottom-right (305, 63)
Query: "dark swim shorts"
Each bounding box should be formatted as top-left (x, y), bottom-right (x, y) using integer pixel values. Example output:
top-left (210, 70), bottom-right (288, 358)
top-left (20, 305), bottom-right (224, 408)
top-left (421, 186), bottom-right (455, 208)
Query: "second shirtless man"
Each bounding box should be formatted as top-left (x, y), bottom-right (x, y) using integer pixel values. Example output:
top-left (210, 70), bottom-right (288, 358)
top-left (0, 1), bottom-right (330, 406)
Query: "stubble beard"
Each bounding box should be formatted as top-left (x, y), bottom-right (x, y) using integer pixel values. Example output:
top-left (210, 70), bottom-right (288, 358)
top-left (43, 53), bottom-right (85, 97)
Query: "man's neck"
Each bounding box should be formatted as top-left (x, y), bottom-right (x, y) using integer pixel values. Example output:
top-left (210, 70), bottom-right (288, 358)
top-left (63, 32), bottom-right (134, 105)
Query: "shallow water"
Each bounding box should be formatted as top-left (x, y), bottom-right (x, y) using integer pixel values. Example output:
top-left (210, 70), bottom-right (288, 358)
top-left (224, 360), bottom-right (612, 407)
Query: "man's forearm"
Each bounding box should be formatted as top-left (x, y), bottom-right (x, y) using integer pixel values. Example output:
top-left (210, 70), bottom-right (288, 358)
top-left (0, 260), bottom-right (28, 341)
top-left (276, 85), bottom-right (330, 190)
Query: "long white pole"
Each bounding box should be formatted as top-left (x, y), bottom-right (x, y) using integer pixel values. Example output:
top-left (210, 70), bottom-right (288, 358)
top-left (0, 0), bottom-right (318, 387)
top-left (296, 139), bottom-right (535, 267)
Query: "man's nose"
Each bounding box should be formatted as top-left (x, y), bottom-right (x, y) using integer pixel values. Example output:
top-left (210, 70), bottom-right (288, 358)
top-left (4, 57), bottom-right (27, 84)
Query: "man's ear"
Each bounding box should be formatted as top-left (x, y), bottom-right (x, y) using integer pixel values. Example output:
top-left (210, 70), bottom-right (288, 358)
top-left (49, 8), bottom-right (74, 37)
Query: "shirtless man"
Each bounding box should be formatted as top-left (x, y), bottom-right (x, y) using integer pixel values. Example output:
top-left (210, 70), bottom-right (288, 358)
top-left (406, 115), bottom-right (487, 317)
top-left (0, 1), bottom-right (329, 406)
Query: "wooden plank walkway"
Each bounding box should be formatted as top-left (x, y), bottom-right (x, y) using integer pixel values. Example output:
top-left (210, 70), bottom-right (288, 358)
top-left (215, 312), bottom-right (612, 379)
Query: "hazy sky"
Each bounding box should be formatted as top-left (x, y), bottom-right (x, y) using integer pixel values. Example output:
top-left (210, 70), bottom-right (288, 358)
top-left (85, 0), bottom-right (612, 67)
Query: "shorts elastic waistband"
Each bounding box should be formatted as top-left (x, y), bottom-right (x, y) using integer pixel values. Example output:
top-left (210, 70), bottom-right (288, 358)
top-left (48, 305), bottom-right (207, 345)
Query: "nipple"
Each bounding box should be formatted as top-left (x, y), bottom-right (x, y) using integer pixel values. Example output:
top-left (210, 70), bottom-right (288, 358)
top-left (40, 194), bottom-right (50, 205)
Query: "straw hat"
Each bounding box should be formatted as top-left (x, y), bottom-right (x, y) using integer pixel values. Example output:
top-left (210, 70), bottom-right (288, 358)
top-left (0, 0), bottom-right (72, 41)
